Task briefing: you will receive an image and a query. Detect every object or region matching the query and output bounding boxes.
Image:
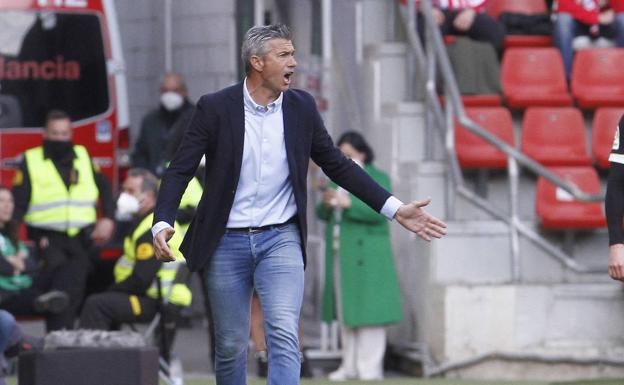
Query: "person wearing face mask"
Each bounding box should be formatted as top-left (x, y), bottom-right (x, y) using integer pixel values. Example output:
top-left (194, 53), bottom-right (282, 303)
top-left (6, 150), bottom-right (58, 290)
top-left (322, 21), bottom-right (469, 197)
top-left (11, 109), bottom-right (115, 331)
top-left (79, 168), bottom-right (191, 356)
top-left (131, 72), bottom-right (194, 177)
top-left (317, 131), bottom-right (402, 381)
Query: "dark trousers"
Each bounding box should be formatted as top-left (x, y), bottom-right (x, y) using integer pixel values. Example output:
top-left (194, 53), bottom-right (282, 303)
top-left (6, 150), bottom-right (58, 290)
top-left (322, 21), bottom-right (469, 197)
top-left (34, 231), bottom-right (91, 331)
top-left (418, 10), bottom-right (506, 54)
top-left (79, 291), bottom-right (179, 357)
top-left (79, 291), bottom-right (158, 330)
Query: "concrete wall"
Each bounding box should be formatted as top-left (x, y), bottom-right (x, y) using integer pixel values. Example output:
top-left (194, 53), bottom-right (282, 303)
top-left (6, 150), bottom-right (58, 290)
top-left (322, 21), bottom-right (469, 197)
top-left (114, 0), bottom-right (237, 145)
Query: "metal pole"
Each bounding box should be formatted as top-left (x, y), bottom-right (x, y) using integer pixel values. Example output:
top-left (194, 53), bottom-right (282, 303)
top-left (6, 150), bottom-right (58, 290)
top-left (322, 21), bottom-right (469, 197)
top-left (164, 0), bottom-right (172, 72)
top-left (254, 0), bottom-right (265, 25)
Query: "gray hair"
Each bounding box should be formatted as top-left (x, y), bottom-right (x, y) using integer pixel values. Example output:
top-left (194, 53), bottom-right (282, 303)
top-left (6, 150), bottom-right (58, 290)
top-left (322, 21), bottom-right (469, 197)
top-left (127, 168), bottom-right (158, 198)
top-left (241, 24), bottom-right (292, 75)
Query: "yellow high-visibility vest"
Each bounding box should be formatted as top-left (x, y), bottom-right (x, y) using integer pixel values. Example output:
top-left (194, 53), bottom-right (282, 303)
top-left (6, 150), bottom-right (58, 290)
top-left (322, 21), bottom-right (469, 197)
top-left (23, 145), bottom-right (98, 236)
top-left (114, 212), bottom-right (192, 307)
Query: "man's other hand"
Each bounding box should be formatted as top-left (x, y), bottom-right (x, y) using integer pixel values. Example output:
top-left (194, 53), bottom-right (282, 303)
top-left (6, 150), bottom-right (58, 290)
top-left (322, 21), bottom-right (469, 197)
top-left (154, 227), bottom-right (176, 262)
top-left (609, 244), bottom-right (624, 281)
top-left (395, 198), bottom-right (447, 241)
top-left (91, 218), bottom-right (114, 244)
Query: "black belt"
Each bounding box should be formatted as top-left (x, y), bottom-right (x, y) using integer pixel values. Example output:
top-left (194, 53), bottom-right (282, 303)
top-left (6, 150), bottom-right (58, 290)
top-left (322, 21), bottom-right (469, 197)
top-left (226, 216), bottom-right (297, 234)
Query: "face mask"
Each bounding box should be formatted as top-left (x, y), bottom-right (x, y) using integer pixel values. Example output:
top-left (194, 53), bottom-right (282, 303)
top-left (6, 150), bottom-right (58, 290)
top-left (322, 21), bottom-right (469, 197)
top-left (160, 91), bottom-right (184, 111)
top-left (43, 139), bottom-right (73, 161)
top-left (115, 192), bottom-right (140, 221)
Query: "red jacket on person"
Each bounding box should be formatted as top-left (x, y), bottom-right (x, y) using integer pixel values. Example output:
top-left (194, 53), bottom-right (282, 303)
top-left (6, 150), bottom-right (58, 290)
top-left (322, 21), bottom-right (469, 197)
top-left (556, 0), bottom-right (608, 26)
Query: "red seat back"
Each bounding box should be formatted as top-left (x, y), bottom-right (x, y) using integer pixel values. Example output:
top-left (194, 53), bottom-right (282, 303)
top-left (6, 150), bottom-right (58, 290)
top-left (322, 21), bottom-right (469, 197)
top-left (571, 48), bottom-right (624, 108)
top-left (591, 108), bottom-right (624, 168)
top-left (536, 166), bottom-right (606, 229)
top-left (488, 0), bottom-right (549, 18)
top-left (501, 48), bottom-right (572, 108)
top-left (455, 107), bottom-right (515, 168)
top-left (521, 107), bottom-right (591, 166)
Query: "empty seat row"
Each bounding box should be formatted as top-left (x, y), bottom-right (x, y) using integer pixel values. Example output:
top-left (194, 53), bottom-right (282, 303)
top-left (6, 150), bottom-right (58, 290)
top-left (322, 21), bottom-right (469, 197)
top-left (502, 47), bottom-right (624, 109)
top-left (455, 106), bottom-right (623, 169)
top-left (455, 106), bottom-right (612, 230)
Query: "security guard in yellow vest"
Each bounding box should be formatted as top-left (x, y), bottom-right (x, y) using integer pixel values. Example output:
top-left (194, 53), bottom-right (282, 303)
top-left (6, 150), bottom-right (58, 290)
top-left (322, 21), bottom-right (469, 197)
top-left (79, 168), bottom-right (191, 340)
top-left (12, 110), bottom-right (114, 331)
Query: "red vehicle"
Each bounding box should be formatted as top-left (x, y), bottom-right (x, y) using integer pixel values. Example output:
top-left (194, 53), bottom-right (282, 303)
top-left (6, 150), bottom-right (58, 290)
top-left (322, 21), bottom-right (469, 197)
top-left (0, 0), bottom-right (129, 189)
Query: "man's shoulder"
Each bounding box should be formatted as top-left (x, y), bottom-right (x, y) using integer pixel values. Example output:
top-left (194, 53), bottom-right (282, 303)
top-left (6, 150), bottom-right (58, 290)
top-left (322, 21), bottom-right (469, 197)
top-left (284, 88), bottom-right (315, 105)
top-left (197, 83), bottom-right (242, 106)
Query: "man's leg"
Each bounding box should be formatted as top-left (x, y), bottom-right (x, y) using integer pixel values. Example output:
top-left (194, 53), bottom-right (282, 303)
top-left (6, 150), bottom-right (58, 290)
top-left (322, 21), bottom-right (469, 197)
top-left (253, 224), bottom-right (304, 385)
top-left (79, 292), bottom-right (157, 330)
top-left (203, 232), bottom-right (254, 385)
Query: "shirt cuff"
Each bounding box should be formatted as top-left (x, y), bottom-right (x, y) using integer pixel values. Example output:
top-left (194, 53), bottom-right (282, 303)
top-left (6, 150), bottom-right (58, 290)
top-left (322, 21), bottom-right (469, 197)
top-left (152, 221), bottom-right (173, 238)
top-left (380, 196), bottom-right (404, 221)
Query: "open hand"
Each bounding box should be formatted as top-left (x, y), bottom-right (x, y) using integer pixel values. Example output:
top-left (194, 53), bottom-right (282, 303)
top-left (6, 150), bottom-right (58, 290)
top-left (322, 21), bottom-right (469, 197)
top-left (395, 198), bottom-right (447, 241)
top-left (154, 227), bottom-right (176, 262)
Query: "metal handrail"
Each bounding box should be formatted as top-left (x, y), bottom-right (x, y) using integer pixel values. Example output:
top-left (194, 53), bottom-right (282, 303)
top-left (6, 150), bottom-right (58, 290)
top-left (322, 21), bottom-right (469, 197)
top-left (398, 0), bottom-right (604, 275)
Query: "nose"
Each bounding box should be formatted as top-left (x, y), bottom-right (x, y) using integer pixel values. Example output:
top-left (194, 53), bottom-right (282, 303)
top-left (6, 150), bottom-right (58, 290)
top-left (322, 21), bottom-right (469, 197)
top-left (289, 55), bottom-right (297, 68)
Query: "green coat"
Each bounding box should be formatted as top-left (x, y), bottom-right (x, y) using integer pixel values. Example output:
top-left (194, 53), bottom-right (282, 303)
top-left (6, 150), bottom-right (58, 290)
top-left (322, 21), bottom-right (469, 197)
top-left (317, 164), bottom-right (402, 328)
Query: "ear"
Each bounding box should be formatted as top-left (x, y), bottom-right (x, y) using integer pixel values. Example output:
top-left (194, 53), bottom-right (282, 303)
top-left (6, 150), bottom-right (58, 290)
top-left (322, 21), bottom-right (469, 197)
top-left (250, 55), bottom-right (264, 72)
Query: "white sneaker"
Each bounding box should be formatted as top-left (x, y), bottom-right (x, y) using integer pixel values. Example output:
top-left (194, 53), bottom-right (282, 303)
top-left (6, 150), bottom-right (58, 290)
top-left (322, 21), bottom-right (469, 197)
top-left (328, 367), bottom-right (357, 381)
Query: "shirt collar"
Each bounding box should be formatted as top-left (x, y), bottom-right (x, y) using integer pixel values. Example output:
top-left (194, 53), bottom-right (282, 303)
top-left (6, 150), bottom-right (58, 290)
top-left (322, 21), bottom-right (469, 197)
top-left (243, 78), bottom-right (283, 115)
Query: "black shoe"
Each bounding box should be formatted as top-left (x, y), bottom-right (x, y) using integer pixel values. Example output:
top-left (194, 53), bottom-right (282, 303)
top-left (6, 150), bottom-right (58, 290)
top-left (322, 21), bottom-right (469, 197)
top-left (34, 290), bottom-right (69, 314)
top-left (255, 350), bottom-right (268, 378)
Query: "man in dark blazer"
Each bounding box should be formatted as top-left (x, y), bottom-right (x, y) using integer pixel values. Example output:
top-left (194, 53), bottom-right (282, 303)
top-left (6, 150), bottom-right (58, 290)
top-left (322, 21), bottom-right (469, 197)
top-left (152, 24), bottom-right (446, 384)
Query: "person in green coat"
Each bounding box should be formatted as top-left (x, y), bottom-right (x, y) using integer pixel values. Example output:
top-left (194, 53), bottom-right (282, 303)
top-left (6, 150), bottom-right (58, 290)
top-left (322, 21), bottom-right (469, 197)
top-left (317, 131), bottom-right (403, 381)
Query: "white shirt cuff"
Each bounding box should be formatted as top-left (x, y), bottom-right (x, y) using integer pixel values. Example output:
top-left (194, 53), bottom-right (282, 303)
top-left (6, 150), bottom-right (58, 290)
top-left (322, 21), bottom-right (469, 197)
top-left (380, 196), bottom-right (403, 220)
top-left (152, 221), bottom-right (173, 238)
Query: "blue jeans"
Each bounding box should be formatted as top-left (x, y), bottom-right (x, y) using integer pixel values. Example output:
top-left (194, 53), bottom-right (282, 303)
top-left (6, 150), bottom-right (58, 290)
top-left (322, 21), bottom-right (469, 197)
top-left (0, 310), bottom-right (17, 385)
top-left (553, 12), bottom-right (580, 80)
top-left (203, 223), bottom-right (304, 385)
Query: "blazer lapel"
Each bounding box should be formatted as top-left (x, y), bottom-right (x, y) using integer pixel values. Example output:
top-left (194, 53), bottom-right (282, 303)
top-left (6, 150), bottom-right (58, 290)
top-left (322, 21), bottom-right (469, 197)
top-left (282, 91), bottom-right (299, 181)
top-left (227, 83), bottom-right (245, 179)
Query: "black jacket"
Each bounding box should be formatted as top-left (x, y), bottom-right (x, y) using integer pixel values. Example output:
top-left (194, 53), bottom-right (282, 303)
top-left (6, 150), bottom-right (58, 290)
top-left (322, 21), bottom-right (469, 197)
top-left (154, 83), bottom-right (391, 271)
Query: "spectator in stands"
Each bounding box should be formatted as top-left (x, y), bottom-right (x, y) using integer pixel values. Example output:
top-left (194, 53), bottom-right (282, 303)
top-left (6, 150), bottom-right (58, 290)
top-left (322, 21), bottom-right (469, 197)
top-left (79, 169), bottom-right (191, 355)
top-left (317, 132), bottom-right (402, 381)
top-left (553, 0), bottom-right (624, 80)
top-left (131, 73), bottom-right (194, 177)
top-left (12, 109), bottom-right (115, 331)
top-left (0, 186), bottom-right (69, 318)
top-left (606, 115), bottom-right (624, 281)
top-left (417, 0), bottom-right (506, 53)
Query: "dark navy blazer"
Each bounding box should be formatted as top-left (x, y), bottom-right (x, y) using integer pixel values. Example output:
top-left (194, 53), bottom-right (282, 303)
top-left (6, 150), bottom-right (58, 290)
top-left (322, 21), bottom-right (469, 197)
top-left (154, 82), bottom-right (391, 271)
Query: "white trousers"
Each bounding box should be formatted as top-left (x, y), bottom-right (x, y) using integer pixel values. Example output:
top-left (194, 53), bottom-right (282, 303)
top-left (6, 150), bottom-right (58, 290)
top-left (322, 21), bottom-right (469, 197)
top-left (338, 325), bottom-right (386, 380)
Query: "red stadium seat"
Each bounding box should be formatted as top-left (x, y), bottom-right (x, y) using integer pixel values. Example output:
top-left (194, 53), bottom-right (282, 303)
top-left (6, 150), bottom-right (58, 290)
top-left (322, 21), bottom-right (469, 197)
top-left (591, 107), bottom-right (624, 168)
top-left (487, 0), bottom-right (549, 18)
top-left (455, 107), bottom-right (515, 168)
top-left (521, 107), bottom-right (591, 166)
top-left (536, 166), bottom-right (606, 229)
top-left (503, 35), bottom-right (552, 49)
top-left (502, 48), bottom-right (572, 108)
top-left (571, 48), bottom-right (624, 108)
